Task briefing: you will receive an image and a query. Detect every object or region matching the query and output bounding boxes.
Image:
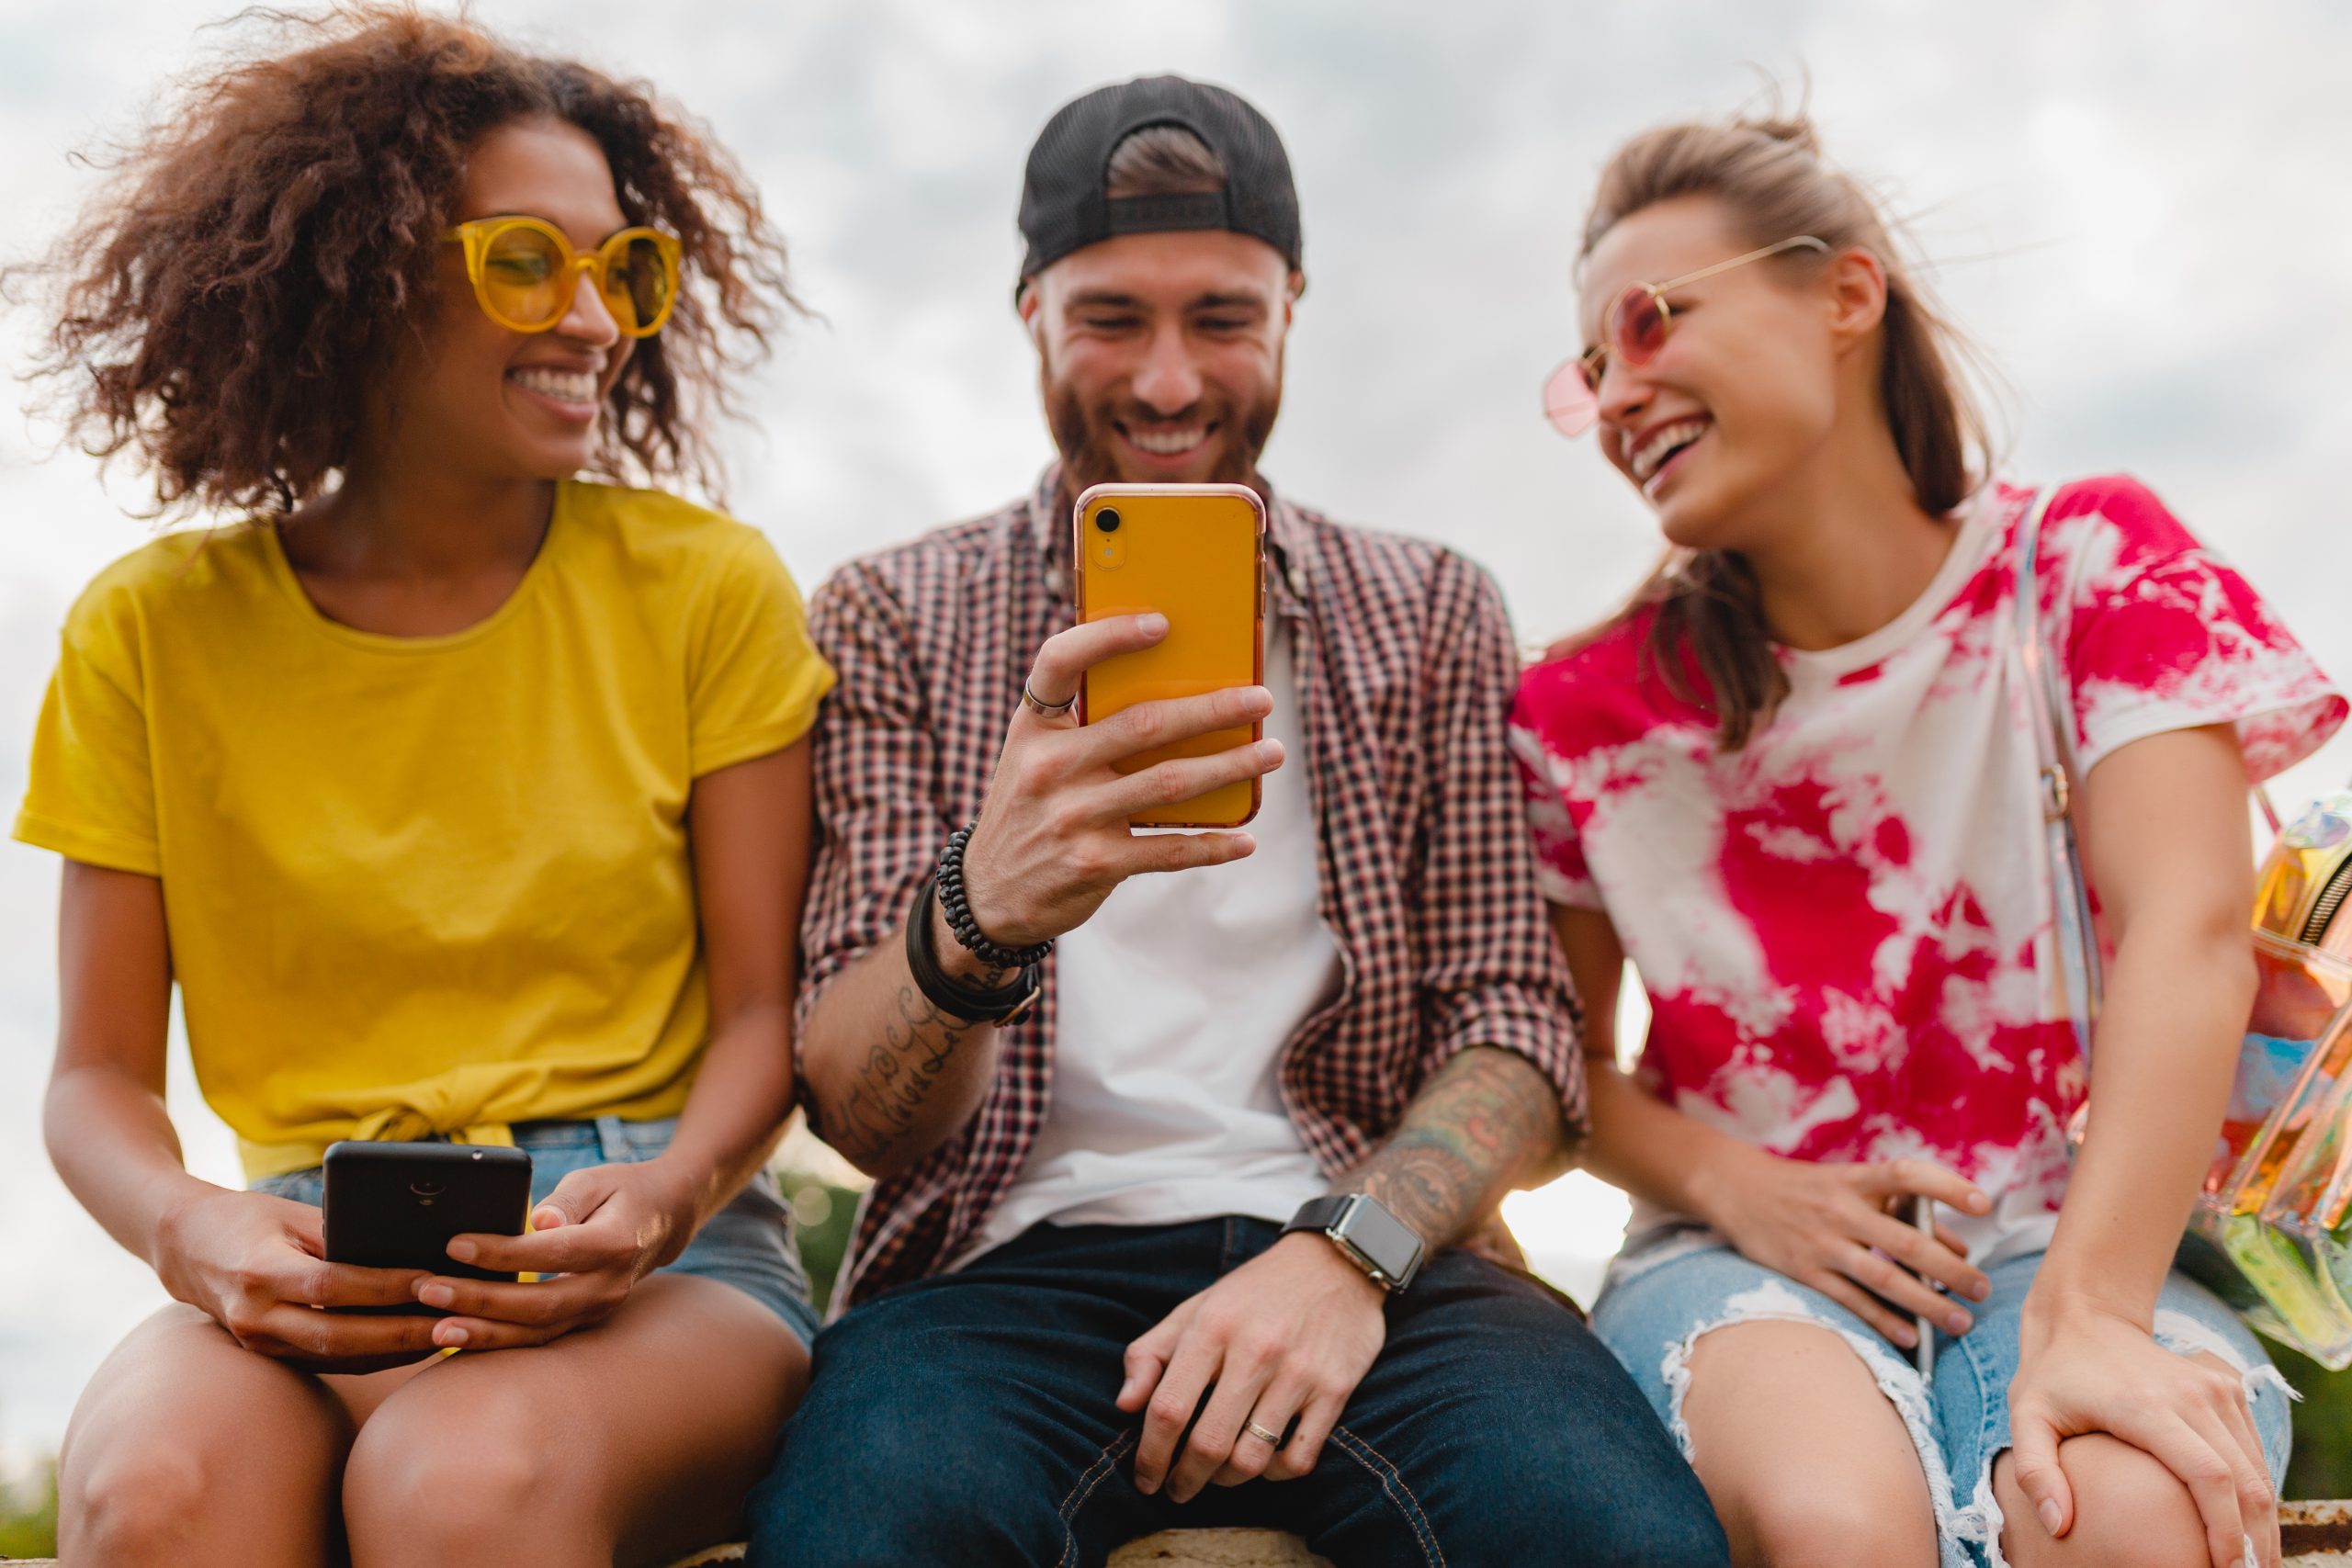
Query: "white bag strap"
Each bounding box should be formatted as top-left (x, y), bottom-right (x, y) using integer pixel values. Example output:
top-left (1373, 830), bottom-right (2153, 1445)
top-left (2013, 484), bottom-right (2104, 1057)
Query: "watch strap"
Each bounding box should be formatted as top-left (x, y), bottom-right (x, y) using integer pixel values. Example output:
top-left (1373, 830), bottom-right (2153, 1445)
top-left (1281, 1194), bottom-right (1356, 1238)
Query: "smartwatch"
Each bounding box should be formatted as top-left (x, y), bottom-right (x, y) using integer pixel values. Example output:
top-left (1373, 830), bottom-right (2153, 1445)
top-left (1283, 1193), bottom-right (1426, 1293)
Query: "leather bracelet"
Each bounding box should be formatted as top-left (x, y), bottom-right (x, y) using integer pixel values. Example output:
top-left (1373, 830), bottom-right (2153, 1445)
top-left (905, 875), bottom-right (1040, 1026)
top-left (936, 824), bottom-right (1054, 970)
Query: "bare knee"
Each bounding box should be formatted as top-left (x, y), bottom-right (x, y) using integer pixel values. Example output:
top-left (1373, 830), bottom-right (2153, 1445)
top-left (1681, 1321), bottom-right (1939, 1568)
top-left (1996, 1435), bottom-right (2213, 1568)
top-left (344, 1381), bottom-right (582, 1562)
top-left (61, 1436), bottom-right (219, 1563)
top-left (1741, 1476), bottom-right (1936, 1568)
top-left (58, 1306), bottom-right (350, 1568)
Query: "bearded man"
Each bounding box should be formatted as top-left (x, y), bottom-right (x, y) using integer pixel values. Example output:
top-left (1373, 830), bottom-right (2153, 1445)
top-left (746, 75), bottom-right (1729, 1568)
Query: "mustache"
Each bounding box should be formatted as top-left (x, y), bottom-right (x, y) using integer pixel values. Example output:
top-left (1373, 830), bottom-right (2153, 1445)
top-left (1040, 362), bottom-right (1283, 499)
top-left (1102, 399), bottom-right (1227, 427)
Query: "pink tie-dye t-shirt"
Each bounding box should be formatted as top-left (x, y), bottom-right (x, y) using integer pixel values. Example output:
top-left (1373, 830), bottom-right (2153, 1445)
top-left (1511, 476), bottom-right (2346, 1264)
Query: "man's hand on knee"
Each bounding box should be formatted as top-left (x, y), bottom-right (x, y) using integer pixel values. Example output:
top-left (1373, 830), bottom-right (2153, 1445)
top-left (1117, 1233), bottom-right (1385, 1502)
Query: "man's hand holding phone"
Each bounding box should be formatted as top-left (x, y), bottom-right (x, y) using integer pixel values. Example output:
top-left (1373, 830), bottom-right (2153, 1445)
top-left (409, 1156), bottom-right (703, 1351)
top-left (154, 1186), bottom-right (442, 1370)
top-left (954, 614), bottom-right (1283, 962)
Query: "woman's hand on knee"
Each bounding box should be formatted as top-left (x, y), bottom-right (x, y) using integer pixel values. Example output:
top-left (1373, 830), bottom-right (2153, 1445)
top-left (412, 1158), bottom-right (703, 1350)
top-left (2007, 1301), bottom-right (2277, 1568)
top-left (1697, 1148), bottom-right (1993, 1349)
top-left (155, 1187), bottom-right (442, 1369)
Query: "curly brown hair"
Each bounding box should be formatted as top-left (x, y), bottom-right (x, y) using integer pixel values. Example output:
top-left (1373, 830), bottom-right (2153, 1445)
top-left (13, 4), bottom-right (799, 515)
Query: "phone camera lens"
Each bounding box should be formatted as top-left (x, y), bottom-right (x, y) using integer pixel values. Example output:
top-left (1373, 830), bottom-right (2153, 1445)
top-left (1094, 508), bottom-right (1122, 534)
top-left (410, 1180), bottom-right (446, 1198)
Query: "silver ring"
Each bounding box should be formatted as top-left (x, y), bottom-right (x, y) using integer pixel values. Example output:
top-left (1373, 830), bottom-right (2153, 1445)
top-left (1244, 1419), bottom-right (1283, 1448)
top-left (1021, 682), bottom-right (1077, 716)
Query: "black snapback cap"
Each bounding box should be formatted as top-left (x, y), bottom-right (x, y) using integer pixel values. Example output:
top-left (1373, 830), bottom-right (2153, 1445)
top-left (1016, 74), bottom-right (1302, 291)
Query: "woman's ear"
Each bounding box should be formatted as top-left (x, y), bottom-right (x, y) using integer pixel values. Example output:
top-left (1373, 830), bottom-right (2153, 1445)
top-left (1823, 244), bottom-right (1890, 346)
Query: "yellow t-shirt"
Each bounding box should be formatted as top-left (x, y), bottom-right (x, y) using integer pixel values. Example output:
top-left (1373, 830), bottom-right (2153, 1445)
top-left (16, 480), bottom-right (835, 1179)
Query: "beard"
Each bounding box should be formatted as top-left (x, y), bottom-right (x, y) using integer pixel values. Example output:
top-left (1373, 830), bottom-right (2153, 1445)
top-left (1040, 353), bottom-right (1283, 504)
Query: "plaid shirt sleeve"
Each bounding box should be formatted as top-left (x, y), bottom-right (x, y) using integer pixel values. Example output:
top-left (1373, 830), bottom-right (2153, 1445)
top-left (792, 559), bottom-right (951, 1135)
top-left (1410, 553), bottom-right (1589, 1150)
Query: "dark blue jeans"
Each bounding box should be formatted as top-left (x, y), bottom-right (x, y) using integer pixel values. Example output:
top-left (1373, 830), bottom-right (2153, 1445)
top-left (746, 1217), bottom-right (1728, 1568)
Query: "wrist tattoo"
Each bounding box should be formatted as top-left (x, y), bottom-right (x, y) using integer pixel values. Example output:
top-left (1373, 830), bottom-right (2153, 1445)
top-left (935, 900), bottom-right (1016, 988)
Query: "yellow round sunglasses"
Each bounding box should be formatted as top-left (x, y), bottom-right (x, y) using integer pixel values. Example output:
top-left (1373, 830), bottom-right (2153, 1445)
top-left (442, 215), bottom-right (682, 338)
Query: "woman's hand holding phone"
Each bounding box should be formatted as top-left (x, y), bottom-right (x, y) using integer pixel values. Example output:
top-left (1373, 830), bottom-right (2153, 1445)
top-left (1694, 1144), bottom-right (1994, 1350)
top-left (954, 615), bottom-right (1284, 956)
top-left (409, 1156), bottom-right (703, 1350)
top-left (154, 1186), bottom-right (442, 1369)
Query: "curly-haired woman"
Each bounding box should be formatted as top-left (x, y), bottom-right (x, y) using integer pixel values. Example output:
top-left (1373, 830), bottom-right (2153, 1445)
top-left (12, 9), bottom-right (830, 1564)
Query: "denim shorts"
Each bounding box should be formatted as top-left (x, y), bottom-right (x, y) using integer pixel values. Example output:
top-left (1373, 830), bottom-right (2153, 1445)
top-left (253, 1114), bottom-right (820, 1347)
top-left (1591, 1228), bottom-right (2292, 1568)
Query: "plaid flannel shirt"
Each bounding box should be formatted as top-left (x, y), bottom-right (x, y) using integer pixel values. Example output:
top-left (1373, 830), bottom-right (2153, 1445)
top-left (797, 468), bottom-right (1584, 1307)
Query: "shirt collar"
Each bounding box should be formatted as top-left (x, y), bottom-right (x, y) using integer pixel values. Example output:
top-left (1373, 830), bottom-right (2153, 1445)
top-left (1031, 462), bottom-right (1313, 614)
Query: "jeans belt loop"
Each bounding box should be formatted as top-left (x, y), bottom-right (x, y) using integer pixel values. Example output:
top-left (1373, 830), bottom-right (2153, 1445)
top-left (594, 1113), bottom-right (631, 1164)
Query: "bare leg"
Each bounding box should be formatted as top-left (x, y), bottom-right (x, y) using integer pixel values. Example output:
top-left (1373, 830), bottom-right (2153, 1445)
top-left (55, 1304), bottom-right (413, 1568)
top-left (1679, 1320), bottom-right (1941, 1568)
top-left (342, 1274), bottom-right (807, 1568)
top-left (1994, 1357), bottom-right (2246, 1568)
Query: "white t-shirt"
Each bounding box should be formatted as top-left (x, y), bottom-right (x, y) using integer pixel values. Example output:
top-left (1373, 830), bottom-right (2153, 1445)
top-left (961, 629), bottom-right (1339, 1263)
top-left (1512, 476), bottom-right (2345, 1269)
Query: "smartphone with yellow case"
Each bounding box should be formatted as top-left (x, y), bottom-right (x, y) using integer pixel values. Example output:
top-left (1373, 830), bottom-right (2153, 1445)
top-left (1072, 482), bottom-right (1267, 829)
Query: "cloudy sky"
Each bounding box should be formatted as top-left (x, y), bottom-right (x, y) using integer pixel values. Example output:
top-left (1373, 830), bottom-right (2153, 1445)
top-left (2, 0), bottom-right (2348, 1460)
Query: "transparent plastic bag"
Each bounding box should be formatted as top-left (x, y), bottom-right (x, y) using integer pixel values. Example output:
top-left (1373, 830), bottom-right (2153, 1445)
top-left (2173, 794), bottom-right (2352, 1369)
top-left (2174, 931), bottom-right (2352, 1367)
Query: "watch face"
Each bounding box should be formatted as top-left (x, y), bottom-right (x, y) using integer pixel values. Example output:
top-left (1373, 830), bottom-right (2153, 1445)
top-left (1337, 1196), bottom-right (1423, 1284)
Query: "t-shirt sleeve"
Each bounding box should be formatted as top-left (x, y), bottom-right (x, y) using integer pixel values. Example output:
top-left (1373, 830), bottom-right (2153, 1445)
top-left (685, 527), bottom-right (838, 778)
top-left (15, 584), bottom-right (162, 876)
top-left (2052, 477), bottom-right (2346, 782)
top-left (1509, 690), bottom-right (1604, 909)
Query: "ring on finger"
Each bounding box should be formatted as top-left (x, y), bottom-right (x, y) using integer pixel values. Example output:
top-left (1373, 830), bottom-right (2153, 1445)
top-left (1244, 1419), bottom-right (1283, 1448)
top-left (1021, 682), bottom-right (1077, 716)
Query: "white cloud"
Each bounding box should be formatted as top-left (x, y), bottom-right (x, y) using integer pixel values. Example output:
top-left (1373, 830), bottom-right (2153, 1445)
top-left (2, 0), bottom-right (2348, 1450)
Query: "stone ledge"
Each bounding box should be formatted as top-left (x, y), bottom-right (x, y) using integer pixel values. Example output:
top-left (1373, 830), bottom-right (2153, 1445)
top-left (2290, 1500), bottom-right (2352, 1566)
top-left (1107, 1529), bottom-right (1334, 1565)
top-left (6, 1505), bottom-right (2346, 1566)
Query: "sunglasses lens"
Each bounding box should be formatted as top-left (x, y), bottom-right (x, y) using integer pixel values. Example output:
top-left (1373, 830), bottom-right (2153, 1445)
top-left (1612, 287), bottom-right (1668, 366)
top-left (478, 224), bottom-right (570, 330)
top-left (600, 232), bottom-right (675, 337)
top-left (1543, 356), bottom-right (1599, 438)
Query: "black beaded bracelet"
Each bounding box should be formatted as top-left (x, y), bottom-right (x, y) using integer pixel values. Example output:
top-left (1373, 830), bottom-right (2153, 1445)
top-left (936, 824), bottom-right (1054, 970)
top-left (905, 875), bottom-right (1039, 1025)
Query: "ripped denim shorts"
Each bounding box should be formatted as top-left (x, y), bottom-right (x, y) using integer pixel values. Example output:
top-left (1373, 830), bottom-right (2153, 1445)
top-left (1592, 1227), bottom-right (2292, 1568)
top-left (251, 1114), bottom-right (821, 1348)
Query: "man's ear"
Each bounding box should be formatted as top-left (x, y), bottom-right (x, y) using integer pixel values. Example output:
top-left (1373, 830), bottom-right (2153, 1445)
top-left (1017, 277), bottom-right (1044, 343)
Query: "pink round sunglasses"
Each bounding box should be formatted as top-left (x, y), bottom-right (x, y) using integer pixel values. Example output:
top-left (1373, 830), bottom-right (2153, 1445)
top-left (1542, 235), bottom-right (1829, 438)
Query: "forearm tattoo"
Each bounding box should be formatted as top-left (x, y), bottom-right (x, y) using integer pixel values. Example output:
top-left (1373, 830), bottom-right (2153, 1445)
top-left (1347, 1046), bottom-right (1566, 1249)
top-left (818, 941), bottom-right (991, 1166)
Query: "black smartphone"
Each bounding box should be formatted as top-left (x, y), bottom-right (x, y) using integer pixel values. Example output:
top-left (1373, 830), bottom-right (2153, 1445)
top-left (322, 1141), bottom-right (534, 1315)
